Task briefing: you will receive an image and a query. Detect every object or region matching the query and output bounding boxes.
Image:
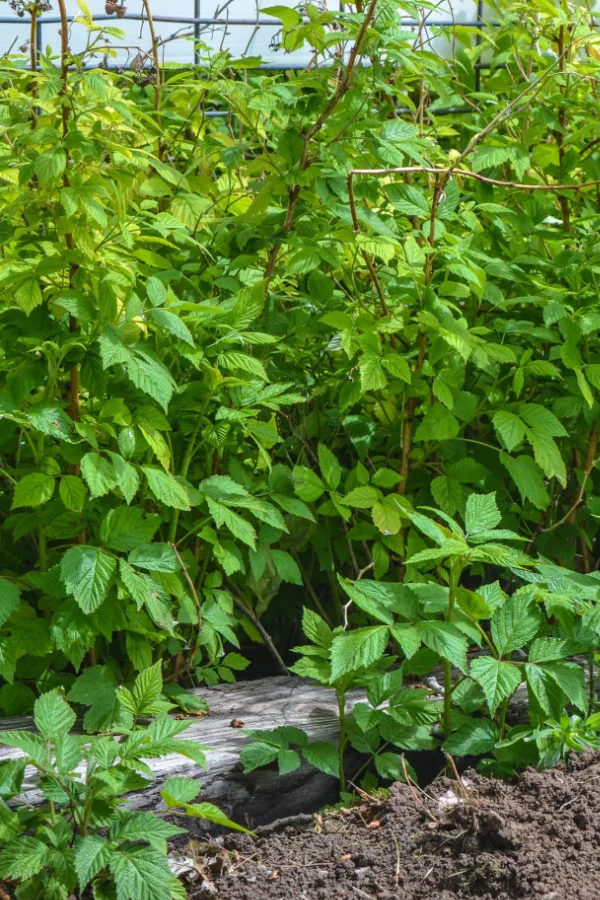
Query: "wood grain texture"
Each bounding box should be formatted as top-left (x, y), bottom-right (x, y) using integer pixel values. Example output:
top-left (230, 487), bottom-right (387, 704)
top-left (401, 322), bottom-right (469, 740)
top-left (0, 677), bottom-right (366, 826)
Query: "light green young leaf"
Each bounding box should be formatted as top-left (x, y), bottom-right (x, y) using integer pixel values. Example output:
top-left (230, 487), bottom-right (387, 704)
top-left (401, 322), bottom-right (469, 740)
top-left (414, 405), bottom-right (459, 441)
top-left (492, 411), bottom-right (526, 452)
top-left (291, 466), bottom-right (325, 502)
top-left (161, 794), bottom-right (252, 834)
top-left (59, 474), bottom-right (87, 511)
top-left (81, 452), bottom-right (117, 498)
top-left (301, 607), bottom-right (332, 649)
top-left (340, 486), bottom-right (381, 509)
top-left (11, 472), bottom-right (55, 509)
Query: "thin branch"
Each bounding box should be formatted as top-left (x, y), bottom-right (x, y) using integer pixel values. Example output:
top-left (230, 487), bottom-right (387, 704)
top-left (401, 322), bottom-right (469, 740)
top-left (226, 580), bottom-right (290, 676)
top-left (542, 423), bottom-right (598, 533)
top-left (171, 543), bottom-right (203, 629)
top-left (348, 166), bottom-right (600, 192)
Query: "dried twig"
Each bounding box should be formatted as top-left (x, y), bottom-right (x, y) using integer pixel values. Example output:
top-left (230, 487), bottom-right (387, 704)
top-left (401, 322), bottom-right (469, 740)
top-left (401, 754), bottom-right (438, 824)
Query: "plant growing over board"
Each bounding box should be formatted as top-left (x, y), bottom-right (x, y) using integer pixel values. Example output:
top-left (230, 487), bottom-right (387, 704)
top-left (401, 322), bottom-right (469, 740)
top-left (243, 493), bottom-right (600, 786)
top-left (0, 663), bottom-right (248, 900)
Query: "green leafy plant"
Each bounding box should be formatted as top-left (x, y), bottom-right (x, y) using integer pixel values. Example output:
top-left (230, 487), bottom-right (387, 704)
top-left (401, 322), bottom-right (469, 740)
top-left (1, 0), bottom-right (600, 875)
top-left (0, 664), bottom-right (247, 900)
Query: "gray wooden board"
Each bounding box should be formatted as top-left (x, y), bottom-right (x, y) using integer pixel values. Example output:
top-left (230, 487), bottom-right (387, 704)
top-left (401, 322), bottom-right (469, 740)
top-left (0, 661), bottom-right (589, 827)
top-left (0, 677), bottom-right (366, 825)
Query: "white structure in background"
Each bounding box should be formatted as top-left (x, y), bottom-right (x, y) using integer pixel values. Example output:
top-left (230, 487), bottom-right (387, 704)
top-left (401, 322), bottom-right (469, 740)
top-left (0, 0), bottom-right (484, 68)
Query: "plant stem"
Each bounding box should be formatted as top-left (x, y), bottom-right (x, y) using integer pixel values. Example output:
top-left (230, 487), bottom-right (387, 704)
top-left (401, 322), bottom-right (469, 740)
top-left (336, 688), bottom-right (347, 793)
top-left (498, 696), bottom-right (510, 740)
top-left (442, 560), bottom-right (461, 737)
top-left (167, 419), bottom-right (201, 543)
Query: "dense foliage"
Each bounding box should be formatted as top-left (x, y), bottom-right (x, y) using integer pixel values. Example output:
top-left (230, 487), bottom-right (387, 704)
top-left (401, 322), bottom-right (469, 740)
top-left (1, 0), bottom-right (600, 894)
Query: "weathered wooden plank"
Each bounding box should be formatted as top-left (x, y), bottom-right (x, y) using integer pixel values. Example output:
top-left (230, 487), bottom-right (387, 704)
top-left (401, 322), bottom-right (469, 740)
top-left (0, 658), bottom-right (591, 827)
top-left (0, 677), bottom-right (366, 825)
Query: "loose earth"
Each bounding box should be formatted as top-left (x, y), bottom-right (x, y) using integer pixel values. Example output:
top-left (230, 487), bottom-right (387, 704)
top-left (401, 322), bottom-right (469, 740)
top-left (182, 751), bottom-right (600, 899)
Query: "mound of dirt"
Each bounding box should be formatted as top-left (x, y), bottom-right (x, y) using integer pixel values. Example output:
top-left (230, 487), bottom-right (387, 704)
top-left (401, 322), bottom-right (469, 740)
top-left (183, 751), bottom-right (600, 899)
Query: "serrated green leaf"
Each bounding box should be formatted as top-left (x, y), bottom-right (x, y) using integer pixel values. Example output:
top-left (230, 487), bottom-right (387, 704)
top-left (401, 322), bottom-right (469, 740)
top-left (81, 452), bottom-right (117, 498)
top-left (291, 466), bottom-right (325, 502)
top-left (443, 719), bottom-right (499, 755)
top-left (109, 846), bottom-right (173, 900)
top-left (492, 411), bottom-right (526, 452)
top-left (11, 472), bottom-right (55, 509)
top-left (330, 626), bottom-right (389, 681)
top-left (340, 486), bottom-right (381, 509)
top-left (101, 508), bottom-right (160, 553)
top-left (270, 549), bottom-right (302, 585)
top-left (142, 466), bottom-right (190, 510)
top-left (34, 689), bottom-right (76, 738)
top-left (128, 542), bottom-right (179, 572)
top-left (417, 622), bottom-right (468, 673)
top-left (303, 741), bottom-right (339, 776)
top-left (470, 657), bottom-right (521, 715)
top-left (126, 352), bottom-right (176, 412)
top-left (59, 474), bottom-right (87, 511)
top-left (491, 593), bottom-right (542, 656)
top-left (0, 837), bottom-right (49, 881)
top-left (61, 546), bottom-right (117, 613)
top-left (317, 443), bottom-right (341, 490)
top-left (0, 579), bottom-right (20, 628)
top-left (75, 835), bottom-right (114, 890)
top-left (240, 740), bottom-right (279, 772)
top-left (465, 492), bottom-right (501, 535)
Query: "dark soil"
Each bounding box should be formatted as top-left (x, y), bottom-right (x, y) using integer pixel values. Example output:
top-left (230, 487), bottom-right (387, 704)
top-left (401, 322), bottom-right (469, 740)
top-left (180, 751), bottom-right (600, 899)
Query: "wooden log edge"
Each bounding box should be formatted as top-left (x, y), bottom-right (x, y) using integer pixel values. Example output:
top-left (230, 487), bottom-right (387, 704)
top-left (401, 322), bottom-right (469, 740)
top-left (0, 659), bottom-right (590, 828)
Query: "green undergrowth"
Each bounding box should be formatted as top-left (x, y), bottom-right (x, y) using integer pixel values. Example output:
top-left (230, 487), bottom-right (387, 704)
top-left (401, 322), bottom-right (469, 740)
top-left (1, 0), bottom-right (600, 895)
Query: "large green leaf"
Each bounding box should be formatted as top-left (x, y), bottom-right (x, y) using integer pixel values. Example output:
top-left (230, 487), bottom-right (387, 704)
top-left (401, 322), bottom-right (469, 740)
top-left (417, 622), bottom-right (468, 673)
top-left (491, 593), bottom-right (542, 656)
top-left (142, 466), bottom-right (190, 510)
top-left (465, 492), bottom-right (501, 535)
top-left (60, 546), bottom-right (117, 613)
top-left (469, 657), bottom-right (521, 715)
top-left (11, 472), bottom-right (55, 509)
top-left (0, 578), bottom-right (20, 628)
top-left (329, 626), bottom-right (389, 680)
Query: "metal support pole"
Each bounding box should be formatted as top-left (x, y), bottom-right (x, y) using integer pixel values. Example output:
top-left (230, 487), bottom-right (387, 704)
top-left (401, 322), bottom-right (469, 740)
top-left (194, 0), bottom-right (201, 67)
